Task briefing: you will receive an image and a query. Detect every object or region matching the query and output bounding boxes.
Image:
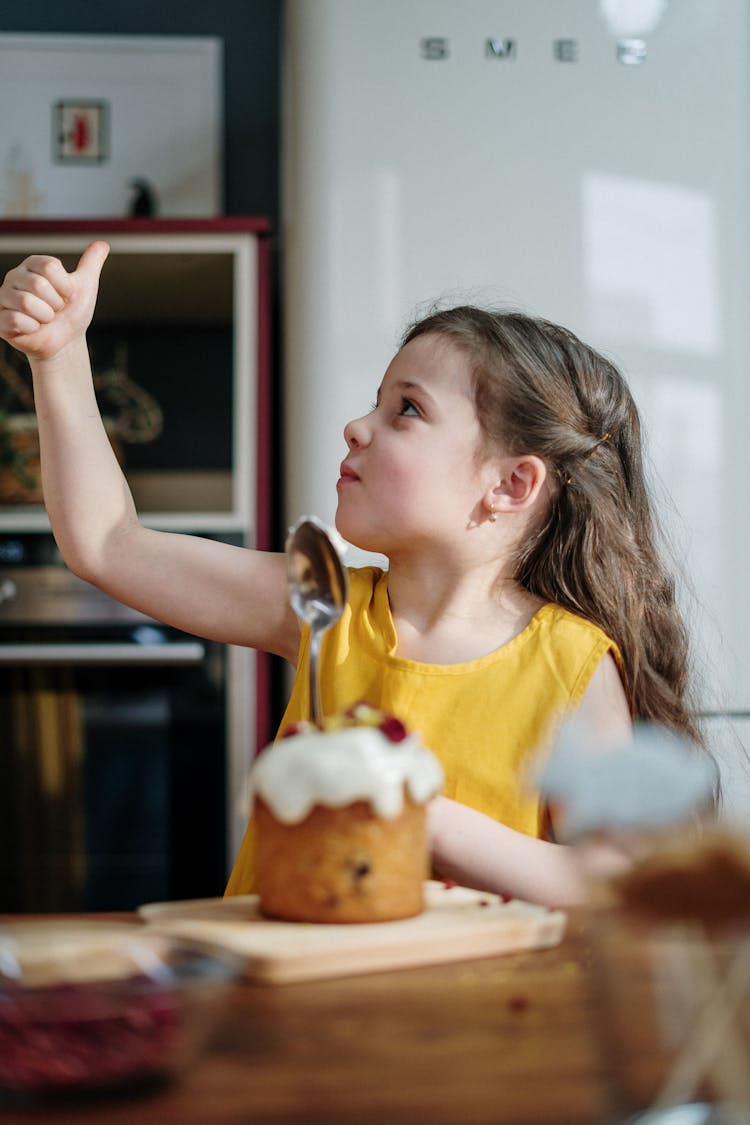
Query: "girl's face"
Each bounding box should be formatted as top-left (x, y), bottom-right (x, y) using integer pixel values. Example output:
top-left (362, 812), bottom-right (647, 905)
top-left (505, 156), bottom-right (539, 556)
top-left (336, 333), bottom-right (499, 558)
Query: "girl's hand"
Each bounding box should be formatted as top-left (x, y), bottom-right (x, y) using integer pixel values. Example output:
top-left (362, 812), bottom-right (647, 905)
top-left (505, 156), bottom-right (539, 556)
top-left (0, 241), bottom-right (110, 361)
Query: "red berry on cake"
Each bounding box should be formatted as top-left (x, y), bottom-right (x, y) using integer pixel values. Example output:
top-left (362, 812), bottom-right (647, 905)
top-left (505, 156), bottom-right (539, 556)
top-left (377, 715), bottom-right (408, 743)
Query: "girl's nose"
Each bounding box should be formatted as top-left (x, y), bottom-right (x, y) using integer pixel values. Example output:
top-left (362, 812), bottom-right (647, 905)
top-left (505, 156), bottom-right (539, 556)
top-left (343, 413), bottom-right (371, 449)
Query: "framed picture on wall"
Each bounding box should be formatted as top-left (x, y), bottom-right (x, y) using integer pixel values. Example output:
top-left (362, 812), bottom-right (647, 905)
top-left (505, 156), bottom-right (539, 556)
top-left (54, 100), bottom-right (109, 164)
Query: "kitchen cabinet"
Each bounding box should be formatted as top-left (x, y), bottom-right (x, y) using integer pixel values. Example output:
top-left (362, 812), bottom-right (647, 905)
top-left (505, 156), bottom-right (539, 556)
top-left (0, 218), bottom-right (271, 538)
top-left (0, 218), bottom-right (273, 875)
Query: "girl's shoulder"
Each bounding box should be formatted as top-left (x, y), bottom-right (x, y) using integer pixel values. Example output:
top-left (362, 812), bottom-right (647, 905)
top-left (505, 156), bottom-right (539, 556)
top-left (536, 601), bottom-right (622, 679)
top-left (537, 601), bottom-right (613, 642)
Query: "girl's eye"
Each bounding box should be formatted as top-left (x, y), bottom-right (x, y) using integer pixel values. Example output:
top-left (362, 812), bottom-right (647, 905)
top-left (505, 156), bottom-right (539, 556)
top-left (398, 398), bottom-right (419, 417)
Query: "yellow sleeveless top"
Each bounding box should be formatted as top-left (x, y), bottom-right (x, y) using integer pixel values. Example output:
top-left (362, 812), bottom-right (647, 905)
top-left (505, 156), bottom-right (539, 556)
top-left (225, 566), bottom-right (618, 896)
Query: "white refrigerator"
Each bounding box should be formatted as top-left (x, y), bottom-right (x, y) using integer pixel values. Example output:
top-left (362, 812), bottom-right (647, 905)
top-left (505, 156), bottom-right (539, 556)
top-left (281, 0), bottom-right (750, 817)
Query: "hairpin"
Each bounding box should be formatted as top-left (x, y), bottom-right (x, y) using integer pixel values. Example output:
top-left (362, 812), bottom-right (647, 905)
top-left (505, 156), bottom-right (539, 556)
top-left (563, 432), bottom-right (611, 486)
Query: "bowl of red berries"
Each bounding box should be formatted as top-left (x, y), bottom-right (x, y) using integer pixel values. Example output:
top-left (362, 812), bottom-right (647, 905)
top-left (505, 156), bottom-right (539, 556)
top-left (0, 920), bottom-right (241, 1103)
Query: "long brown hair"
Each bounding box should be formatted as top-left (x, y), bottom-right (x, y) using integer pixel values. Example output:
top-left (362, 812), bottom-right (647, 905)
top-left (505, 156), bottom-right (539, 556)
top-left (402, 306), bottom-right (703, 746)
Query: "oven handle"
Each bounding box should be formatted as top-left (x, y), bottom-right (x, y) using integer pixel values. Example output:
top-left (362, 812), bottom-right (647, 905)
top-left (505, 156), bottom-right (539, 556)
top-left (0, 642), bottom-right (206, 666)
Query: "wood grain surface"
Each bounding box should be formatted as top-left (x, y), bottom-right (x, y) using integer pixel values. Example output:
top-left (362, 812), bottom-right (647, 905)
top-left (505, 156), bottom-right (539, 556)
top-left (0, 909), bottom-right (606, 1124)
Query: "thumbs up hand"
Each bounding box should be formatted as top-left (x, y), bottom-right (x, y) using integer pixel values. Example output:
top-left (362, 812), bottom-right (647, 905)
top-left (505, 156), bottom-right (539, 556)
top-left (0, 241), bottom-right (110, 360)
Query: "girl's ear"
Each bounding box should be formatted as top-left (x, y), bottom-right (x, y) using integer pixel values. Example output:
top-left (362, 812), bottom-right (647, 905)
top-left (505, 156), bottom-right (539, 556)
top-left (485, 455), bottom-right (548, 515)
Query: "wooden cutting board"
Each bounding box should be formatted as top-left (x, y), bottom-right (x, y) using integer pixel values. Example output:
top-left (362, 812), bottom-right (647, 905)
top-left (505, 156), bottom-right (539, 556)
top-left (139, 881), bottom-right (566, 984)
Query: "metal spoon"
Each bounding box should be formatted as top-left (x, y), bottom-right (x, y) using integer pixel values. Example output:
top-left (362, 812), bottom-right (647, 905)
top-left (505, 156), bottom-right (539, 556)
top-left (285, 515), bottom-right (349, 725)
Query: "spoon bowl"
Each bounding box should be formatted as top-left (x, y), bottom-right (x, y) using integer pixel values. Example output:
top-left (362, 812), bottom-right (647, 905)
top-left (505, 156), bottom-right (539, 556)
top-left (286, 515), bottom-right (348, 724)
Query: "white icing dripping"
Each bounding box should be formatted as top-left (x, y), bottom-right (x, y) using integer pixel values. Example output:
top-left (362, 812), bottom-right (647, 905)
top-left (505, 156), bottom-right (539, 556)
top-left (247, 726), bottom-right (444, 824)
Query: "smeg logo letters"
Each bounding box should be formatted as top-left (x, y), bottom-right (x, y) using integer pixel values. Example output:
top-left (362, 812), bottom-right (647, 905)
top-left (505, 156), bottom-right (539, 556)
top-left (419, 37), bottom-right (648, 66)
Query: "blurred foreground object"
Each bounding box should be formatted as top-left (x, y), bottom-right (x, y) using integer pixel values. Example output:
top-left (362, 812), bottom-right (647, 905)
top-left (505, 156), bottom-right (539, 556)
top-left (0, 921), bottom-right (240, 1104)
top-left (537, 719), bottom-right (718, 843)
top-left (539, 720), bottom-right (750, 1122)
top-left (593, 835), bottom-right (750, 1123)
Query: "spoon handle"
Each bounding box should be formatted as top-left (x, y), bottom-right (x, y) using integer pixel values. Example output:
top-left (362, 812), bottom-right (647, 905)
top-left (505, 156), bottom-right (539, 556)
top-left (309, 629), bottom-right (323, 726)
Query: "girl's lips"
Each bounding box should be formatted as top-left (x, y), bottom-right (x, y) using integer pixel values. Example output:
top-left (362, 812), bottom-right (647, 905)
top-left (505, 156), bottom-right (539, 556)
top-left (338, 462), bottom-right (360, 484)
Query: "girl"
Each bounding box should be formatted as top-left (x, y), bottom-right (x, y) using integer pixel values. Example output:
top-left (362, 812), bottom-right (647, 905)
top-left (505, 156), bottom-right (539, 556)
top-left (0, 243), bottom-right (704, 906)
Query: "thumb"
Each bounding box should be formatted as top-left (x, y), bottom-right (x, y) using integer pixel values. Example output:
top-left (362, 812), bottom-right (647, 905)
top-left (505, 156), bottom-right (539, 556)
top-left (75, 240), bottom-right (110, 282)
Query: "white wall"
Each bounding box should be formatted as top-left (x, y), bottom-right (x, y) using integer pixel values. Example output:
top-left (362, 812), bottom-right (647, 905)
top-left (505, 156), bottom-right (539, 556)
top-left (283, 0), bottom-right (750, 814)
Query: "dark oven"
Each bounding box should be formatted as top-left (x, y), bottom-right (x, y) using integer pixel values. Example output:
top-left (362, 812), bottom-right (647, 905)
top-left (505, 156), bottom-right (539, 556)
top-left (0, 535), bottom-right (229, 913)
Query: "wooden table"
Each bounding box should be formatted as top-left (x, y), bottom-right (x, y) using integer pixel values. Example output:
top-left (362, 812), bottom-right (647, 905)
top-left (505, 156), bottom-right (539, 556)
top-left (0, 910), bottom-right (607, 1124)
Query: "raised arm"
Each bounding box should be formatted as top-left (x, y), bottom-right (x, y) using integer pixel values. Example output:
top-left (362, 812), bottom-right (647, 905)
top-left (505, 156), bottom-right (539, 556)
top-left (0, 243), bottom-right (299, 661)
